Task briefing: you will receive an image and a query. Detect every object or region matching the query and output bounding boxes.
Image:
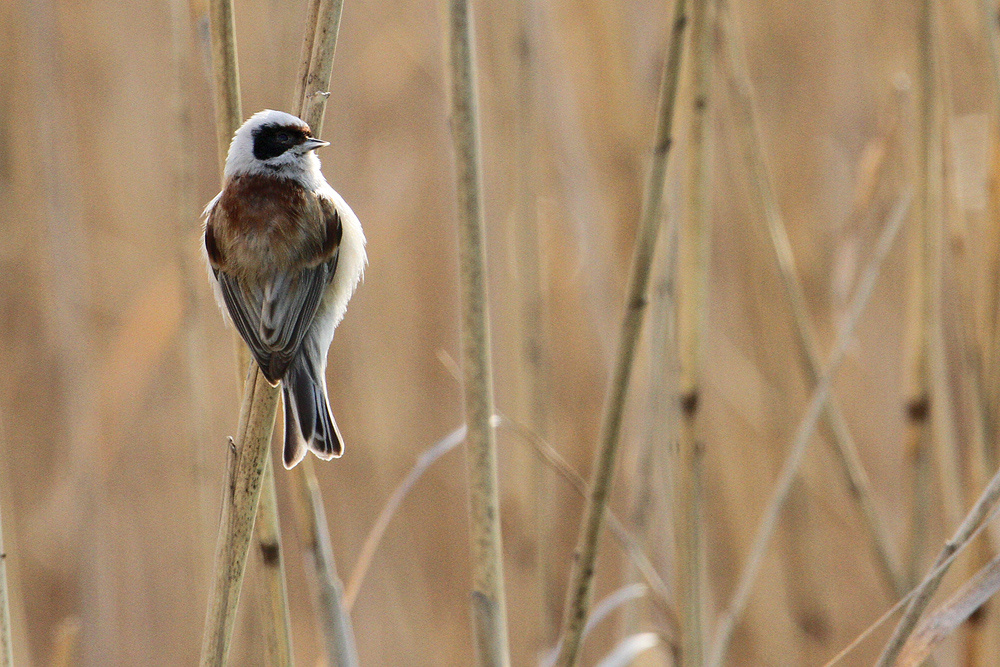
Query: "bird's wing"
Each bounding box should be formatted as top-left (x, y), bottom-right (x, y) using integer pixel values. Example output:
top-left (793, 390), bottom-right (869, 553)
top-left (215, 202), bottom-right (343, 384)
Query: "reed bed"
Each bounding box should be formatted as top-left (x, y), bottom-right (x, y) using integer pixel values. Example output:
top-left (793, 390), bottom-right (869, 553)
top-left (5, 0), bottom-right (1000, 664)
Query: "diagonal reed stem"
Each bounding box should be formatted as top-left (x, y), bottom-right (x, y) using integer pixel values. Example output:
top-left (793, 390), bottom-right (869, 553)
top-left (446, 0), bottom-right (511, 664)
top-left (876, 464), bottom-right (1000, 666)
top-left (552, 2), bottom-right (688, 664)
top-left (0, 484), bottom-right (12, 667)
top-left (719, 1), bottom-right (905, 597)
top-left (707, 192), bottom-right (912, 667)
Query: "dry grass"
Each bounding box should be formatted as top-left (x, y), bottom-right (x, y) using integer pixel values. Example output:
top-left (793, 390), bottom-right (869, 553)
top-left (4, 0), bottom-right (1000, 665)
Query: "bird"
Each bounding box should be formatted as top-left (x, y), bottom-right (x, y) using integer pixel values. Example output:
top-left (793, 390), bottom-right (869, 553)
top-left (202, 109), bottom-right (366, 469)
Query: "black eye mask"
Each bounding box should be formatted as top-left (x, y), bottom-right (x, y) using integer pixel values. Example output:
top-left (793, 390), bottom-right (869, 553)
top-left (252, 123), bottom-right (310, 161)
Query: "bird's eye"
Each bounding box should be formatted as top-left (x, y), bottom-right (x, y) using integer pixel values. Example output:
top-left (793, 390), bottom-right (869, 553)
top-left (277, 132), bottom-right (290, 143)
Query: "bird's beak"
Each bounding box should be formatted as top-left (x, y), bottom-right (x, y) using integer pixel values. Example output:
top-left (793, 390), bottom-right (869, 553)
top-left (301, 138), bottom-right (330, 152)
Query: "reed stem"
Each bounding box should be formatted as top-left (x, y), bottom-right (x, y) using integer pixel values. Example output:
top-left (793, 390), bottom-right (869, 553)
top-left (552, 1), bottom-right (688, 664)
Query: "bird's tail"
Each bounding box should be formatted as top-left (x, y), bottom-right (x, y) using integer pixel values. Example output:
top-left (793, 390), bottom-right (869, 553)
top-left (281, 355), bottom-right (344, 469)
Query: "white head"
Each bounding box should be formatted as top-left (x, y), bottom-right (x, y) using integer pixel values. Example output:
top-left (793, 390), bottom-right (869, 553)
top-left (223, 109), bottom-right (329, 186)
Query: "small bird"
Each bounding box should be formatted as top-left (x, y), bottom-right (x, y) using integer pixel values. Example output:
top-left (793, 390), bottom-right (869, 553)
top-left (202, 109), bottom-right (366, 468)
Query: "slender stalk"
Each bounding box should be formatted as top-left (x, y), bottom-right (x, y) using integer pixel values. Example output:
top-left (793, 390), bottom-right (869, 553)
top-left (719, 1), bottom-right (905, 596)
top-left (904, 0), bottom-right (936, 586)
top-left (676, 0), bottom-right (712, 662)
top-left (286, 2), bottom-right (360, 664)
top-left (289, 459), bottom-right (359, 667)
top-left (876, 464), bottom-right (1000, 666)
top-left (707, 192), bottom-right (912, 667)
top-left (200, 365), bottom-right (281, 666)
top-left (208, 0), bottom-right (241, 175)
top-left (301, 0), bottom-right (345, 135)
top-left (255, 458), bottom-right (293, 666)
top-left (201, 1), bottom-right (299, 661)
top-left (510, 0), bottom-right (554, 648)
top-left (0, 491), bottom-right (12, 667)
top-left (552, 2), bottom-right (688, 664)
top-left (446, 1), bottom-right (511, 664)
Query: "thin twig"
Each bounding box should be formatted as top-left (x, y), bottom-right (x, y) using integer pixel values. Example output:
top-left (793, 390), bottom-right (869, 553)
top-left (875, 467), bottom-right (1000, 664)
top-left (718, 0), bottom-right (905, 596)
top-left (446, 0), bottom-right (511, 664)
top-left (707, 191), bottom-right (913, 667)
top-left (344, 425), bottom-right (467, 610)
top-left (552, 2), bottom-right (688, 664)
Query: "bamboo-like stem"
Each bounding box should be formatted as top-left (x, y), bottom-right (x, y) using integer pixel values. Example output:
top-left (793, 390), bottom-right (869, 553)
top-left (0, 490), bottom-right (12, 667)
top-left (552, 2), bottom-right (688, 664)
top-left (285, 2), bottom-right (359, 665)
top-left (208, 0), bottom-right (241, 175)
top-left (446, 1), bottom-right (511, 664)
top-left (718, 1), bottom-right (905, 596)
top-left (289, 459), bottom-right (359, 667)
top-left (202, 0), bottom-right (295, 661)
top-left (707, 192), bottom-right (912, 667)
top-left (876, 464), bottom-right (1000, 666)
top-left (200, 365), bottom-right (281, 666)
top-left (676, 0), bottom-right (712, 663)
top-left (301, 0), bottom-right (345, 135)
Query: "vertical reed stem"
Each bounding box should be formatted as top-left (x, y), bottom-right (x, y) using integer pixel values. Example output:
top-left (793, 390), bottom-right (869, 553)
top-left (553, 1), bottom-right (688, 664)
top-left (676, 0), bottom-right (713, 663)
top-left (0, 492), bottom-right (12, 667)
top-left (446, 1), bottom-right (512, 664)
top-left (288, 2), bottom-right (360, 664)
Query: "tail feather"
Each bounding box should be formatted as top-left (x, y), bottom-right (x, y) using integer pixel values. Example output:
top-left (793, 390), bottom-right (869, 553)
top-left (281, 357), bottom-right (344, 469)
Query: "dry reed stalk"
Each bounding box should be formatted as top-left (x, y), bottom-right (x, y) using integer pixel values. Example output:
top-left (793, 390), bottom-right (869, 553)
top-left (0, 493), bottom-right (11, 667)
top-left (510, 0), bottom-right (554, 648)
top-left (707, 192), bottom-right (912, 667)
top-left (875, 462), bottom-right (1000, 665)
top-left (285, 2), bottom-right (359, 665)
top-left (201, 366), bottom-right (281, 666)
top-left (289, 458), bottom-right (359, 667)
top-left (552, 1), bottom-right (688, 664)
top-left (981, 0), bottom-right (1000, 97)
top-left (255, 458), bottom-right (294, 666)
top-left (824, 491), bottom-right (1000, 667)
top-left (676, 0), bottom-right (713, 662)
top-left (718, 1), bottom-right (905, 596)
top-left (445, 1), bottom-right (512, 664)
top-left (200, 0), bottom-right (296, 662)
top-left (903, 0), bottom-right (940, 586)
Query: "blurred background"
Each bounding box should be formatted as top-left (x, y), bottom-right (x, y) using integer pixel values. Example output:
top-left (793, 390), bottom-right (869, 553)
top-left (3, 0), bottom-right (1000, 664)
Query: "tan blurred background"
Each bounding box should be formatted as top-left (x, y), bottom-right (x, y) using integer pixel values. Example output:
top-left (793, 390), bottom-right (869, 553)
top-left (2, 0), bottom-right (1000, 664)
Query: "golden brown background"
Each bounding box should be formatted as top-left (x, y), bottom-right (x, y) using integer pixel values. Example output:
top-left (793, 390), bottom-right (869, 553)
top-left (2, 0), bottom-right (999, 664)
